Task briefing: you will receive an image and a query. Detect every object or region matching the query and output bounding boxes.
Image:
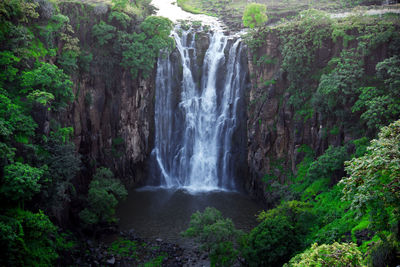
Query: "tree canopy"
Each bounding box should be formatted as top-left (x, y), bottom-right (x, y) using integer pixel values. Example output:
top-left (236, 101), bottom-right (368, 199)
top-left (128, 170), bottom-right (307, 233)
top-left (242, 3), bottom-right (268, 29)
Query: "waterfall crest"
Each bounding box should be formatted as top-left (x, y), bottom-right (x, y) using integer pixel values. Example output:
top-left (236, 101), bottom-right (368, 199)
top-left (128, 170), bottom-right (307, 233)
top-left (152, 27), bottom-right (248, 191)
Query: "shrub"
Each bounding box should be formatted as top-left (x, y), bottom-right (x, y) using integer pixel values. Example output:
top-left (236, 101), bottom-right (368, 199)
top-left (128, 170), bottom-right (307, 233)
top-left (79, 167), bottom-right (127, 226)
top-left (285, 242), bottom-right (364, 267)
top-left (109, 238), bottom-right (138, 259)
top-left (0, 209), bottom-right (70, 266)
top-left (243, 201), bottom-right (315, 266)
top-left (313, 49), bottom-right (364, 121)
top-left (0, 162), bottom-right (46, 203)
top-left (340, 119), bottom-right (400, 236)
top-left (307, 145), bottom-right (349, 183)
top-left (20, 62), bottom-right (74, 110)
top-left (0, 93), bottom-right (37, 142)
top-left (57, 50), bottom-right (78, 74)
top-left (352, 56), bottom-right (400, 131)
top-left (92, 21), bottom-right (116, 46)
top-left (120, 16), bottom-right (173, 78)
top-left (183, 207), bottom-right (244, 267)
top-left (242, 3), bottom-right (268, 29)
top-left (108, 11), bottom-right (131, 29)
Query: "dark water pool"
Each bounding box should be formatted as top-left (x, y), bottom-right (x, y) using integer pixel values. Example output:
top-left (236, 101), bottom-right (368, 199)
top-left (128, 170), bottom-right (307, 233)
top-left (116, 187), bottom-right (264, 245)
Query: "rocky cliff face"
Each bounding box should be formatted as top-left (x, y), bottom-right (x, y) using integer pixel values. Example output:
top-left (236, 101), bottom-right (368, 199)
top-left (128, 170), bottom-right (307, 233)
top-left (55, 3), bottom-right (155, 186)
top-left (245, 29), bottom-right (393, 202)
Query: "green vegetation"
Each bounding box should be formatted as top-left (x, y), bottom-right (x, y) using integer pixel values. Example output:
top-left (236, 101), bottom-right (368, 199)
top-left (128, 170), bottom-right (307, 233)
top-left (177, 0), bottom-right (376, 30)
top-left (2, 0), bottom-right (400, 265)
top-left (79, 167), bottom-right (128, 226)
top-left (245, 9), bottom-right (400, 128)
top-left (243, 201), bottom-right (315, 266)
top-left (185, 119), bottom-right (400, 265)
top-left (239, 11), bottom-right (400, 264)
top-left (120, 16), bottom-right (174, 78)
top-left (0, 0), bottom-right (175, 264)
top-left (341, 120), bottom-right (400, 238)
top-left (285, 242), bottom-right (364, 267)
top-left (0, 0), bottom-right (80, 264)
top-left (0, 209), bottom-right (74, 266)
top-left (242, 3), bottom-right (268, 29)
top-left (92, 15), bottom-right (173, 78)
top-left (109, 238), bottom-right (138, 259)
top-left (182, 207), bottom-right (244, 267)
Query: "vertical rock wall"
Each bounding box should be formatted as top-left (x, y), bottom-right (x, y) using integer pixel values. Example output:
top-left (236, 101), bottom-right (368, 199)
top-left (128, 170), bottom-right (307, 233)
top-left (245, 30), bottom-right (391, 202)
top-left (56, 3), bottom-right (155, 186)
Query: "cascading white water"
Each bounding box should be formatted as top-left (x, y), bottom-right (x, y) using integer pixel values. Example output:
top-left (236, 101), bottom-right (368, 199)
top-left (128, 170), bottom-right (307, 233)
top-left (152, 26), bottom-right (247, 191)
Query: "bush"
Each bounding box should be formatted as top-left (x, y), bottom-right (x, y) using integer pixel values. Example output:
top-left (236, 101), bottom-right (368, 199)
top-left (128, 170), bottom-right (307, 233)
top-left (313, 49), bottom-right (363, 121)
top-left (20, 62), bottom-right (74, 110)
top-left (285, 242), bottom-right (364, 267)
top-left (0, 162), bottom-right (46, 203)
top-left (340, 119), bottom-right (400, 236)
top-left (92, 21), bottom-right (116, 46)
top-left (79, 167), bottom-right (127, 226)
top-left (183, 207), bottom-right (244, 267)
top-left (120, 16), bottom-right (173, 78)
top-left (243, 201), bottom-right (315, 266)
top-left (242, 3), bottom-right (268, 29)
top-left (352, 56), bottom-right (400, 131)
top-left (307, 145), bottom-right (349, 183)
top-left (0, 209), bottom-right (70, 266)
top-left (38, 128), bottom-right (81, 210)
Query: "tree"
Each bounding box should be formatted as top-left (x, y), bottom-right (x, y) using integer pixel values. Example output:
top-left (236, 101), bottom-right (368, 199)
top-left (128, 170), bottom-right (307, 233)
top-left (352, 56), bottom-right (400, 131)
top-left (243, 201), bottom-right (315, 266)
top-left (120, 16), bottom-right (173, 78)
top-left (20, 62), bottom-right (73, 110)
top-left (285, 242), bottom-right (363, 267)
top-left (0, 209), bottom-right (70, 266)
top-left (313, 49), bottom-right (364, 121)
top-left (307, 145), bottom-right (349, 183)
top-left (182, 207), bottom-right (244, 267)
top-left (242, 3), bottom-right (268, 29)
top-left (79, 167), bottom-right (127, 226)
top-left (340, 120), bottom-right (400, 238)
top-left (0, 162), bottom-right (46, 203)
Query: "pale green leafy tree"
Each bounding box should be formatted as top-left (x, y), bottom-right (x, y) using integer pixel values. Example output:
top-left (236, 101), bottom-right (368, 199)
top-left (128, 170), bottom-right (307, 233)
top-left (242, 3), bottom-right (268, 29)
top-left (285, 242), bottom-right (364, 267)
top-left (340, 120), bottom-right (400, 237)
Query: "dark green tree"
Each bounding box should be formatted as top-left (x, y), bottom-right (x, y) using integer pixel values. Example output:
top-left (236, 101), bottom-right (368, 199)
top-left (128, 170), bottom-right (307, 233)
top-left (183, 207), bottom-right (244, 267)
top-left (79, 167), bottom-right (127, 226)
top-left (243, 201), bottom-right (315, 267)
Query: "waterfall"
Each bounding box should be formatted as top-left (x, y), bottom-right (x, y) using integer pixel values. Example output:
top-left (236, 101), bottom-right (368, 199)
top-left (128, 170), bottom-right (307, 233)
top-left (152, 27), bottom-right (248, 191)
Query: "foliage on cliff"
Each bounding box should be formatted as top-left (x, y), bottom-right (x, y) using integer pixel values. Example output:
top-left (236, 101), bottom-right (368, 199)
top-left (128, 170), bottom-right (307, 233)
top-left (0, 0), bottom-right (172, 265)
top-left (92, 14), bottom-right (173, 78)
top-left (239, 9), bottom-right (400, 266)
top-left (186, 119), bottom-right (400, 265)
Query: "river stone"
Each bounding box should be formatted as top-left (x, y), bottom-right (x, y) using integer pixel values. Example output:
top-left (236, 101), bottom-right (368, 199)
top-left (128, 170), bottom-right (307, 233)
top-left (106, 257), bottom-right (115, 265)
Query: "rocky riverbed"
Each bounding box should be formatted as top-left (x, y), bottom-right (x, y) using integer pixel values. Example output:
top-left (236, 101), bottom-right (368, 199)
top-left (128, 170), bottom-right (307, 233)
top-left (67, 229), bottom-right (210, 266)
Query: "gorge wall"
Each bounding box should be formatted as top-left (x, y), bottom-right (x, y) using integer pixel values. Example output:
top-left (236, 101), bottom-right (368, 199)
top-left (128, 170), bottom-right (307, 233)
top-left (52, 3), bottom-right (156, 186)
top-left (245, 13), bottom-right (400, 202)
top-left (49, 3), bottom-right (399, 203)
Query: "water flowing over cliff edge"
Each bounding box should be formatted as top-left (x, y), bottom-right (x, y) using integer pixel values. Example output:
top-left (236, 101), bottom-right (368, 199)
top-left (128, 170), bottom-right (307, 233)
top-left (151, 26), bottom-right (249, 191)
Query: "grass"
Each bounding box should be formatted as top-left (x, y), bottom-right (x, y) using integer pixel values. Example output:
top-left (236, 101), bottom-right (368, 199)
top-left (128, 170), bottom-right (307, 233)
top-left (176, 0), bottom-right (399, 29)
